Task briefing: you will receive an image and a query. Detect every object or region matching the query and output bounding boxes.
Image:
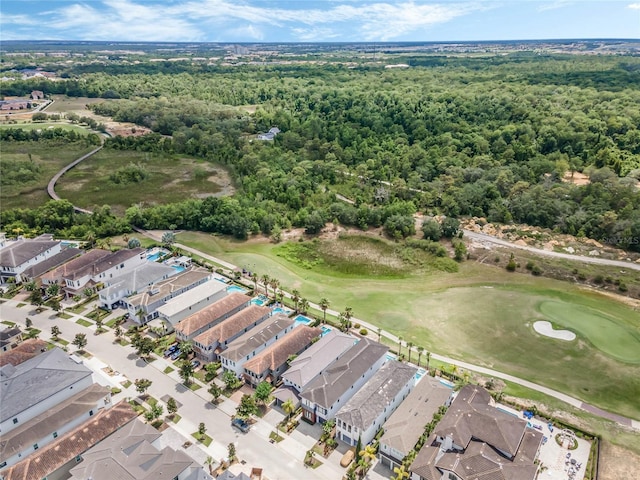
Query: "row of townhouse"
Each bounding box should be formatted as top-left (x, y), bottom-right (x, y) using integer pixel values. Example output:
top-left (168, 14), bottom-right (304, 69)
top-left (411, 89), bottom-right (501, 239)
top-left (0, 234), bottom-right (63, 284)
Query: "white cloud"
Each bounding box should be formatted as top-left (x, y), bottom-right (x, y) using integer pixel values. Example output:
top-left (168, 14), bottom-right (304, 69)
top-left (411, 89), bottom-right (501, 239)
top-left (537, 1), bottom-right (575, 12)
top-left (292, 27), bottom-right (341, 42)
top-left (628, 2), bottom-right (640, 9)
top-left (225, 24), bottom-right (265, 41)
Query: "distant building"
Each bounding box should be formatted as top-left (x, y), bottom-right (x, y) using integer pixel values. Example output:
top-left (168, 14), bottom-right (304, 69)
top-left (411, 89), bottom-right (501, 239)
top-left (0, 100), bottom-right (31, 111)
top-left (257, 127), bottom-right (280, 141)
top-left (156, 280), bottom-right (228, 327)
top-left (0, 328), bottom-right (22, 353)
top-left (0, 236), bottom-right (62, 284)
top-left (0, 339), bottom-right (47, 367)
top-left (30, 91), bottom-right (44, 100)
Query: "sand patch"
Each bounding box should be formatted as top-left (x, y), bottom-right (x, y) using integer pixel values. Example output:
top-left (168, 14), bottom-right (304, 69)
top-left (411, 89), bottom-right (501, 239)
top-left (533, 321), bottom-right (576, 341)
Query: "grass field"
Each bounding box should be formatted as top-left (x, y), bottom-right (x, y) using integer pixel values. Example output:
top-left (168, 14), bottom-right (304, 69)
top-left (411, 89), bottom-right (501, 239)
top-left (0, 122), bottom-right (92, 134)
top-left (176, 231), bottom-right (640, 421)
top-left (56, 149), bottom-right (231, 215)
top-left (1, 140), bottom-right (96, 209)
top-left (45, 95), bottom-right (112, 114)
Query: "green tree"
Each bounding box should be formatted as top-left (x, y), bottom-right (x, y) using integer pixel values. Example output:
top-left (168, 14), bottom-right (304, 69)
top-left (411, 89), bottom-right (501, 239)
top-left (299, 298), bottom-right (309, 315)
top-left (208, 383), bottom-right (222, 403)
top-left (261, 274), bottom-right (270, 295)
top-left (135, 378), bottom-right (152, 395)
top-left (425, 351), bottom-right (432, 373)
top-left (28, 289), bottom-right (43, 307)
top-left (83, 287), bottom-right (94, 299)
top-left (198, 422), bottom-right (207, 436)
top-left (441, 217), bottom-right (460, 238)
top-left (251, 272), bottom-right (258, 293)
top-left (282, 398), bottom-right (296, 422)
top-left (421, 219), bottom-right (442, 241)
top-left (46, 283), bottom-right (60, 297)
top-left (144, 403), bottom-right (163, 422)
top-left (506, 253), bottom-right (517, 271)
top-left (205, 361), bottom-right (220, 381)
top-left (407, 341), bottom-right (414, 364)
top-left (319, 298), bottom-right (330, 324)
top-left (223, 370), bottom-right (241, 390)
top-left (166, 397), bottom-right (178, 416)
top-left (392, 464), bottom-right (410, 480)
top-left (453, 240), bottom-right (467, 262)
top-left (114, 326), bottom-right (123, 340)
top-left (72, 333), bottom-right (87, 352)
top-left (128, 237), bottom-right (141, 249)
top-left (51, 325), bottom-right (61, 339)
top-left (291, 289), bottom-right (300, 312)
top-left (25, 317), bottom-right (33, 328)
top-left (227, 442), bottom-right (237, 462)
top-left (162, 231), bottom-right (175, 248)
top-left (179, 340), bottom-right (193, 359)
top-left (254, 381), bottom-right (273, 405)
top-left (179, 361), bottom-right (194, 385)
top-left (416, 346), bottom-right (424, 367)
top-left (135, 337), bottom-right (155, 358)
top-left (236, 394), bottom-right (258, 419)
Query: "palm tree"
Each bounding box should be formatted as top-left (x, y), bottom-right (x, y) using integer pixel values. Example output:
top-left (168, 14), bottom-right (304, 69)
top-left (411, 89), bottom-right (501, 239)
top-left (261, 274), bottom-right (270, 296)
top-left (282, 399), bottom-right (295, 422)
top-left (407, 342), bottom-right (413, 364)
top-left (204, 456), bottom-right (215, 476)
top-left (251, 273), bottom-right (258, 294)
top-left (291, 289), bottom-right (300, 313)
top-left (270, 278), bottom-right (280, 299)
top-left (359, 444), bottom-right (377, 464)
top-left (397, 336), bottom-right (403, 358)
top-left (84, 230), bottom-right (96, 249)
top-left (344, 306), bottom-right (353, 324)
top-left (299, 298), bottom-right (309, 315)
top-left (179, 340), bottom-right (193, 359)
top-left (416, 346), bottom-right (424, 367)
top-left (377, 327), bottom-right (382, 342)
top-left (319, 298), bottom-right (329, 324)
top-left (392, 464), bottom-right (410, 480)
top-left (425, 351), bottom-right (432, 374)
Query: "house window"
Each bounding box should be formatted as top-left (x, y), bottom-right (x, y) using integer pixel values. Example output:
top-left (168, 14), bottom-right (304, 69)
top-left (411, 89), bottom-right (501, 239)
top-left (13, 418), bottom-right (18, 424)
top-left (89, 410), bottom-right (94, 416)
top-left (53, 432), bottom-right (58, 438)
top-left (76, 455), bottom-right (82, 463)
top-left (33, 443), bottom-right (39, 450)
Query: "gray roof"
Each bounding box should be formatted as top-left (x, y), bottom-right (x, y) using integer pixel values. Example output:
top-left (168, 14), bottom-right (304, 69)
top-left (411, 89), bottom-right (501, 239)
top-left (0, 327), bottom-right (21, 342)
top-left (282, 330), bottom-right (356, 389)
top-left (0, 383), bottom-right (110, 459)
top-left (65, 248), bottom-right (145, 280)
top-left (0, 239), bottom-right (59, 267)
top-left (379, 376), bottom-right (452, 457)
top-left (157, 279), bottom-right (227, 317)
top-left (175, 292), bottom-right (250, 336)
top-left (0, 347), bottom-right (92, 422)
top-left (127, 267), bottom-right (211, 308)
top-left (299, 338), bottom-right (388, 409)
top-left (335, 360), bottom-right (417, 430)
top-left (194, 304), bottom-right (272, 346)
top-left (101, 261), bottom-right (176, 297)
top-left (21, 247), bottom-right (83, 279)
top-left (221, 314), bottom-right (294, 362)
top-left (216, 472), bottom-right (251, 480)
top-left (40, 249), bottom-right (111, 283)
top-left (68, 418), bottom-right (199, 480)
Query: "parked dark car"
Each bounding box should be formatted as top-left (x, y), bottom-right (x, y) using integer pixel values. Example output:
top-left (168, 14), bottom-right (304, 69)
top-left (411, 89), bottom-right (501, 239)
top-left (231, 418), bottom-right (250, 433)
top-left (191, 360), bottom-right (200, 369)
top-left (170, 350), bottom-right (181, 361)
top-left (168, 344), bottom-right (179, 353)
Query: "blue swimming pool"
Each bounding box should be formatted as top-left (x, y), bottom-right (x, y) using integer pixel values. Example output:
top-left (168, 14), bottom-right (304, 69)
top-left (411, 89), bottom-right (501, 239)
top-left (251, 295), bottom-right (269, 306)
top-left (271, 306), bottom-right (292, 315)
top-left (172, 265), bottom-right (186, 273)
top-left (227, 285), bottom-right (248, 294)
top-left (439, 378), bottom-right (455, 389)
top-left (415, 368), bottom-right (427, 381)
top-left (147, 252), bottom-right (162, 262)
top-left (293, 314), bottom-right (313, 327)
top-left (320, 326), bottom-right (332, 337)
top-left (385, 352), bottom-right (397, 362)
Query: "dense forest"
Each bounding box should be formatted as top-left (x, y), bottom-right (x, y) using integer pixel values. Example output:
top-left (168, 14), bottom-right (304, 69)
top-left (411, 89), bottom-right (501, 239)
top-left (2, 53), bottom-right (639, 250)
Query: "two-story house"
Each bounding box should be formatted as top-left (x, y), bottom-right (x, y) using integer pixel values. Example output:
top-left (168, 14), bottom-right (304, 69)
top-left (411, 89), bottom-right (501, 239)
top-left (243, 325), bottom-right (322, 387)
top-left (219, 314), bottom-right (295, 377)
top-left (40, 249), bottom-right (111, 286)
top-left (174, 292), bottom-right (251, 342)
top-left (156, 280), bottom-right (228, 326)
top-left (0, 348), bottom-right (111, 470)
top-left (299, 338), bottom-right (388, 424)
top-left (335, 360), bottom-right (417, 446)
top-left (409, 385), bottom-right (544, 480)
top-left (193, 304), bottom-right (272, 362)
top-left (0, 236), bottom-right (61, 284)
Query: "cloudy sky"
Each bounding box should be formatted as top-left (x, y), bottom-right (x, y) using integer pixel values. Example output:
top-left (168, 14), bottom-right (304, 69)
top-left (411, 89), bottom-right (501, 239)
top-left (1, 1), bottom-right (639, 42)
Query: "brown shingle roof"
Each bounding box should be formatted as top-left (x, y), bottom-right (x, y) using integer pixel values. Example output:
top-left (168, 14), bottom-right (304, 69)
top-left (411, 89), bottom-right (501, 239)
top-left (193, 304), bottom-right (271, 347)
top-left (65, 248), bottom-right (145, 280)
top-left (2, 401), bottom-right (138, 480)
top-left (0, 339), bottom-right (47, 367)
top-left (40, 249), bottom-right (111, 284)
top-left (243, 326), bottom-right (321, 376)
top-left (175, 293), bottom-right (250, 337)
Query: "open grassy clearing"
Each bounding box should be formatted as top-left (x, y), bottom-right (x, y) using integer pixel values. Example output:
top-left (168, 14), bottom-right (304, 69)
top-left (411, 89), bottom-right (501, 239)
top-left (0, 140), bottom-right (96, 209)
top-left (177, 231), bottom-right (640, 421)
top-left (0, 122), bottom-right (92, 134)
top-left (45, 95), bottom-right (113, 114)
top-left (56, 149), bottom-right (232, 215)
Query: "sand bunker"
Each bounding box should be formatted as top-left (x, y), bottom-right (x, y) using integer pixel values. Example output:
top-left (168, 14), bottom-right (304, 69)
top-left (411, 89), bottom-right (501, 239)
top-left (533, 321), bottom-right (576, 341)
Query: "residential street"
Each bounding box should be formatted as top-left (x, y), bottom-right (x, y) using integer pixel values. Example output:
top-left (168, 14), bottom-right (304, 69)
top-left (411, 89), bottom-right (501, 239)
top-left (0, 298), bottom-right (348, 480)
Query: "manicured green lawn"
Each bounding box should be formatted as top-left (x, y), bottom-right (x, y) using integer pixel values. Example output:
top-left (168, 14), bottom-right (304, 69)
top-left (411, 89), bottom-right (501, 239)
top-left (76, 319), bottom-right (92, 327)
top-left (177, 231), bottom-right (640, 421)
top-left (191, 432), bottom-right (212, 446)
top-left (539, 301), bottom-right (640, 363)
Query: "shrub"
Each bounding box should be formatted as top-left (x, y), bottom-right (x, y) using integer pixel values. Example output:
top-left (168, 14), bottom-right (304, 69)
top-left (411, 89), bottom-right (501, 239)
top-left (359, 328), bottom-right (368, 336)
top-left (577, 272), bottom-right (587, 281)
top-left (618, 282), bottom-right (628, 292)
top-left (531, 265), bottom-right (543, 276)
top-left (525, 261), bottom-right (535, 271)
top-left (593, 275), bottom-right (604, 284)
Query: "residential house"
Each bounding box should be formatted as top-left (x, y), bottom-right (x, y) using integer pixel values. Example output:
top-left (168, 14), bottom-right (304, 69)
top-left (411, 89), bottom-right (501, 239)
top-left (0, 236), bottom-right (61, 283)
top-left (335, 360), bottom-right (417, 446)
top-left (274, 330), bottom-right (356, 407)
top-left (123, 267), bottom-right (211, 324)
top-left (243, 325), bottom-right (322, 387)
top-left (68, 418), bottom-right (212, 480)
top-left (0, 401), bottom-right (138, 480)
top-left (174, 292), bottom-right (251, 342)
top-left (219, 314), bottom-right (295, 377)
top-left (256, 127), bottom-right (280, 141)
top-left (30, 91), bottom-right (44, 100)
top-left (378, 376), bottom-right (452, 470)
top-left (61, 248), bottom-right (146, 299)
top-left (0, 348), bottom-right (111, 470)
top-left (299, 338), bottom-right (388, 424)
top-left (98, 261), bottom-right (176, 310)
top-left (157, 280), bottom-right (228, 326)
top-left (20, 247), bottom-right (83, 284)
top-left (0, 100), bottom-right (31, 111)
top-left (0, 328), bottom-right (22, 353)
top-left (0, 339), bottom-right (47, 367)
top-left (193, 305), bottom-right (272, 362)
top-left (40, 249), bottom-right (111, 286)
top-left (409, 385), bottom-right (544, 480)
